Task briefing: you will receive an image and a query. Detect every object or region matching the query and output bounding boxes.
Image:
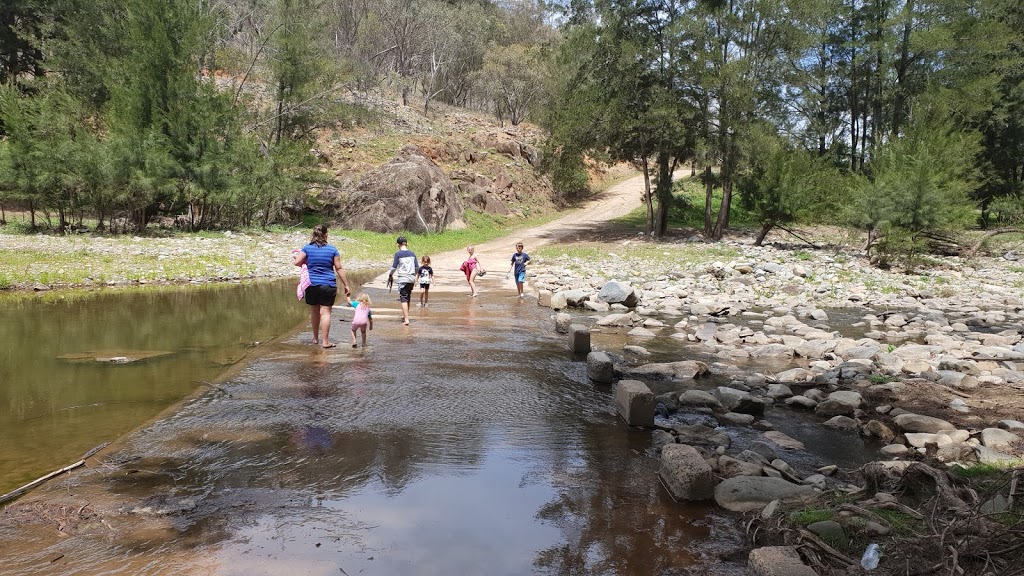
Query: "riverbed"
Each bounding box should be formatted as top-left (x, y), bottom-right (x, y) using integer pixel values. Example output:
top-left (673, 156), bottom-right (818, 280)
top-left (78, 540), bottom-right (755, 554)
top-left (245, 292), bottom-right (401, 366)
top-left (0, 282), bottom-right (749, 575)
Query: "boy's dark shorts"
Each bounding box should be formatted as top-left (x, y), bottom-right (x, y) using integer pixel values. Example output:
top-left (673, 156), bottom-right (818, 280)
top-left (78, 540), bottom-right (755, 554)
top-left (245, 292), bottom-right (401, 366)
top-left (304, 285), bottom-right (337, 306)
top-left (419, 283), bottom-right (430, 289)
top-left (398, 282), bottom-right (413, 303)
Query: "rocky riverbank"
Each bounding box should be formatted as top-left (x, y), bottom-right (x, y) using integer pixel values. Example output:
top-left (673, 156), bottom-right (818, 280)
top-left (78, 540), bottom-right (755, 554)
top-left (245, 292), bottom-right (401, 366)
top-left (532, 239), bottom-right (1024, 575)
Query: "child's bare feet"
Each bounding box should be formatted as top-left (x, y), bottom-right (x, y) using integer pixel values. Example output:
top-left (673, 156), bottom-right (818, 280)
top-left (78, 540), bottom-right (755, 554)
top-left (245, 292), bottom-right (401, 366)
top-left (322, 342), bottom-right (336, 349)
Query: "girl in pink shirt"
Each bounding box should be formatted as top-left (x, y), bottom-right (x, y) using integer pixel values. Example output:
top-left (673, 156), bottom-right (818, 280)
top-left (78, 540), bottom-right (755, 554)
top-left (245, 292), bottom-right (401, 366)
top-left (350, 293), bottom-right (373, 348)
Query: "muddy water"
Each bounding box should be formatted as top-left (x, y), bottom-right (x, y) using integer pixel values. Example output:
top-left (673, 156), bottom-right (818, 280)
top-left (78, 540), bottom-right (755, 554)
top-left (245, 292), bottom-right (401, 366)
top-left (0, 281), bottom-right (307, 494)
top-left (1, 288), bottom-right (747, 576)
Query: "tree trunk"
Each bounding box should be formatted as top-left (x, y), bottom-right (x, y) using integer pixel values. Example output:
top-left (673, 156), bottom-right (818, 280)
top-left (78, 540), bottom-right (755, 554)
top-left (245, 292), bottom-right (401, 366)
top-left (712, 179), bottom-right (732, 239)
top-left (703, 165), bottom-right (714, 238)
top-left (654, 152), bottom-right (673, 237)
top-left (754, 222), bottom-right (774, 246)
top-left (642, 156), bottom-right (654, 236)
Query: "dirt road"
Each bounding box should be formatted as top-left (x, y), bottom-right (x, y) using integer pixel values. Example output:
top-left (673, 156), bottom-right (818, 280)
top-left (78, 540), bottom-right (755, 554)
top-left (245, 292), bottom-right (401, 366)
top-left (369, 171), bottom-right (655, 293)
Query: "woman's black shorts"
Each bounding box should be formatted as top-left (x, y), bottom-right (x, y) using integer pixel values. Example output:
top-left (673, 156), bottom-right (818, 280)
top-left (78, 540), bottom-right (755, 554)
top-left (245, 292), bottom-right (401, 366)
top-left (305, 284), bottom-right (337, 306)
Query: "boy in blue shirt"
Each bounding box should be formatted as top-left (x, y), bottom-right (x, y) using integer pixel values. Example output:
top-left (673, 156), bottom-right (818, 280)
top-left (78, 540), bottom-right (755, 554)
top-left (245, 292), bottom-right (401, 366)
top-left (505, 241), bottom-right (531, 299)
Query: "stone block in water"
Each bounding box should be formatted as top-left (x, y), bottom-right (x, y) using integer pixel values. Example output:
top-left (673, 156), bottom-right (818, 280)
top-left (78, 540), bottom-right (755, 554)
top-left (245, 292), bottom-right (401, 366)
top-left (537, 289), bottom-right (552, 308)
top-left (658, 443), bottom-right (714, 501)
top-left (615, 379), bottom-right (654, 426)
top-left (555, 313), bottom-right (572, 334)
top-left (569, 324), bottom-right (590, 353)
top-left (586, 351), bottom-right (614, 383)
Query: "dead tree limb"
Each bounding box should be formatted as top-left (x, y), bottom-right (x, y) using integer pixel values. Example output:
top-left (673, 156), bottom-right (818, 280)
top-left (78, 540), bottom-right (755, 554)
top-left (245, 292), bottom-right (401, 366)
top-left (964, 228), bottom-right (1024, 258)
top-left (775, 225), bottom-right (821, 249)
top-left (0, 460), bottom-right (84, 506)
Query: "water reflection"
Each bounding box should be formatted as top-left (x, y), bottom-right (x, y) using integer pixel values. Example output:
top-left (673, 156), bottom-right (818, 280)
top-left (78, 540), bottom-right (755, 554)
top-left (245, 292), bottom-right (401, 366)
top-left (0, 281), bottom-right (306, 493)
top-left (0, 288), bottom-right (746, 575)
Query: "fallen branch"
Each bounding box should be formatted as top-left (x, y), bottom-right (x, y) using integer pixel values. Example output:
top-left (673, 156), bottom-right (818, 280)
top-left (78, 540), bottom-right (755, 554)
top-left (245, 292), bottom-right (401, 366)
top-left (775, 225), bottom-right (821, 249)
top-left (81, 442), bottom-right (109, 460)
top-left (0, 460), bottom-right (85, 506)
top-left (964, 228), bottom-right (1024, 258)
top-left (798, 528), bottom-right (856, 565)
top-left (839, 503), bottom-right (891, 527)
top-left (872, 501), bottom-right (926, 520)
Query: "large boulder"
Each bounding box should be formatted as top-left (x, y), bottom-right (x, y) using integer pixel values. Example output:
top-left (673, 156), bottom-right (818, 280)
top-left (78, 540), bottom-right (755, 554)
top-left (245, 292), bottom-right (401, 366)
top-left (981, 428), bottom-right (1021, 450)
top-left (893, 413), bottom-right (957, 434)
top-left (465, 190), bottom-right (511, 215)
top-left (713, 387), bottom-right (770, 415)
top-left (718, 455), bottom-right (764, 478)
top-left (814, 391), bottom-right (863, 417)
top-left (714, 476), bottom-right (816, 512)
top-left (659, 444), bottom-right (716, 501)
top-left (338, 145), bottom-right (463, 232)
top-left (747, 546), bottom-right (817, 576)
top-left (598, 281), bottom-right (640, 307)
top-left (679, 389), bottom-right (722, 409)
top-left (623, 361), bottom-right (709, 381)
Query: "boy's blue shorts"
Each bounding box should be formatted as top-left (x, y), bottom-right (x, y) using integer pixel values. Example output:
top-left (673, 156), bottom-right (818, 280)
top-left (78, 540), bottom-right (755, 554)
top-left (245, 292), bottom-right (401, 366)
top-left (516, 271), bottom-right (526, 283)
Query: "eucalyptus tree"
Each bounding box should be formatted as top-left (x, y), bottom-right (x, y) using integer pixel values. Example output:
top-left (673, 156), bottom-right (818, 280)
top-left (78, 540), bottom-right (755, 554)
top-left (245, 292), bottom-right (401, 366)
top-left (675, 0), bottom-right (805, 239)
top-left (542, 0), bottom-right (692, 236)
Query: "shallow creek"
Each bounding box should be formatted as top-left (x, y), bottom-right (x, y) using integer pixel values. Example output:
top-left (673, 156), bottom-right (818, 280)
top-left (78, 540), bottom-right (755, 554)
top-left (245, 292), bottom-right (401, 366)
top-left (0, 280), bottom-right (885, 575)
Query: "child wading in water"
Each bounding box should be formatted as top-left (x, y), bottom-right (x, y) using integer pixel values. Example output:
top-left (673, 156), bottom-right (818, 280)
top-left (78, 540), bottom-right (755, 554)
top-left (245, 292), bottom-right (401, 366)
top-left (506, 242), bottom-right (531, 299)
top-left (349, 293), bottom-right (373, 347)
top-left (460, 245), bottom-right (485, 297)
top-left (417, 255), bottom-right (433, 307)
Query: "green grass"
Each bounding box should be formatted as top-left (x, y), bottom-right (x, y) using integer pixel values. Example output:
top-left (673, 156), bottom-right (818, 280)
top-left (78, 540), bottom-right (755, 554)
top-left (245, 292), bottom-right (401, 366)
top-left (951, 463), bottom-right (1015, 480)
top-left (0, 244), bottom-right (260, 288)
top-left (868, 374), bottom-right (898, 385)
top-left (612, 176), bottom-right (761, 231)
top-left (0, 206), bottom-right (562, 290)
top-left (871, 508), bottom-right (922, 537)
top-left (533, 241), bottom-right (741, 269)
top-left (790, 508), bottom-right (834, 525)
top-left (332, 210), bottom-right (562, 262)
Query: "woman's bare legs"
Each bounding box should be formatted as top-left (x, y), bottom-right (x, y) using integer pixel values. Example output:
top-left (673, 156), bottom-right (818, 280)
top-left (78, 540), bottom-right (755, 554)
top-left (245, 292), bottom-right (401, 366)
top-left (310, 306), bottom-right (321, 344)
top-left (317, 305), bottom-right (334, 347)
top-left (468, 270), bottom-right (478, 296)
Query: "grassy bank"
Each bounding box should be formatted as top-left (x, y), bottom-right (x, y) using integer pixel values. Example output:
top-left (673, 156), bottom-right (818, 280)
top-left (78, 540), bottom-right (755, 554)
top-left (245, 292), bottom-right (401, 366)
top-left (0, 210), bottom-right (562, 291)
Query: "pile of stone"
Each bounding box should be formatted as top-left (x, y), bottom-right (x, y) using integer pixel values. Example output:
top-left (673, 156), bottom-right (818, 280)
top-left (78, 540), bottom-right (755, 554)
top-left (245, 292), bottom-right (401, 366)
top-left (554, 273), bottom-right (1024, 575)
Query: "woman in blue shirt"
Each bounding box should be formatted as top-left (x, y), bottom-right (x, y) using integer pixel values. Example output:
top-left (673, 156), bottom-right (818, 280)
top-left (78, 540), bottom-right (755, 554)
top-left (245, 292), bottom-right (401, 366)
top-left (293, 224), bottom-right (351, 348)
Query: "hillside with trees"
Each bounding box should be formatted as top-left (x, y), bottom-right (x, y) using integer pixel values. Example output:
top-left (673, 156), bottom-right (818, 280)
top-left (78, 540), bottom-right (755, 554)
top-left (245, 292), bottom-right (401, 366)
top-left (2, 0), bottom-right (1023, 267)
top-left (0, 0), bottom-right (561, 234)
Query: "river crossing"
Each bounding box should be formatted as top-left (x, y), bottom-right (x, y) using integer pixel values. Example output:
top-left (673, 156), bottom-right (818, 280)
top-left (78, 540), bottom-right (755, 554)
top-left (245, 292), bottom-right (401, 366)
top-left (0, 278), bottom-right (750, 575)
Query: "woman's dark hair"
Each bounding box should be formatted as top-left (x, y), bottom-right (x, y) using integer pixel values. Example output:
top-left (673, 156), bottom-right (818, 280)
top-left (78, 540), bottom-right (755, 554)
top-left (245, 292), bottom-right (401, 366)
top-left (311, 224), bottom-right (328, 247)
